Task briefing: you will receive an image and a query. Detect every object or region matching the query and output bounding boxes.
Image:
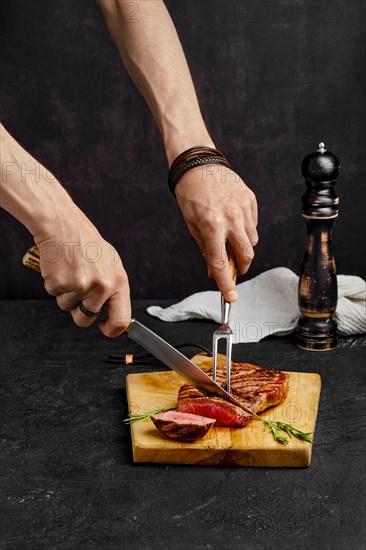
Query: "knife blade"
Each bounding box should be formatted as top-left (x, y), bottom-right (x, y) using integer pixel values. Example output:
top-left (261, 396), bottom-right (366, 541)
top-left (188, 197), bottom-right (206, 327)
top-left (127, 318), bottom-right (255, 416)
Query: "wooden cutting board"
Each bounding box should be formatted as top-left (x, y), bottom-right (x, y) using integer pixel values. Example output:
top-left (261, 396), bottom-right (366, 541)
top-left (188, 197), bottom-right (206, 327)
top-left (125, 355), bottom-right (321, 467)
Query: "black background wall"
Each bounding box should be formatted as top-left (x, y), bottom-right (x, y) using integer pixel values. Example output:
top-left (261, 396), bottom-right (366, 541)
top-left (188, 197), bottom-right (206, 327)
top-left (1, 0), bottom-right (365, 300)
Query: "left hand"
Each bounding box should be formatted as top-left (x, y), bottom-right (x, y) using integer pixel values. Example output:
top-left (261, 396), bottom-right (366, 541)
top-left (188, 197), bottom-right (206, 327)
top-left (175, 165), bottom-right (258, 302)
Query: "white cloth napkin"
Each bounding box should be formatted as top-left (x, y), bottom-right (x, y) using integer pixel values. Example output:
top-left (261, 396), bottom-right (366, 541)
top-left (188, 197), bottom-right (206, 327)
top-left (147, 268), bottom-right (366, 343)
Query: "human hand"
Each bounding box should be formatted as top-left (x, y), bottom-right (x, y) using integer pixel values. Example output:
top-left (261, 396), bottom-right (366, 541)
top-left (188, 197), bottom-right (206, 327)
top-left (34, 205), bottom-right (131, 337)
top-left (0, 122), bottom-right (130, 336)
top-left (175, 166), bottom-right (258, 302)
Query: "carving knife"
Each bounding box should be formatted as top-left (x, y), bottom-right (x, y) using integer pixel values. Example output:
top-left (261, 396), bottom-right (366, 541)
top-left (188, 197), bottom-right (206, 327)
top-left (126, 318), bottom-right (254, 416)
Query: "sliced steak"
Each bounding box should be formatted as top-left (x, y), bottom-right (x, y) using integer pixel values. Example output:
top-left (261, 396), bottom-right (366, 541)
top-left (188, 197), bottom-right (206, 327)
top-left (178, 385), bottom-right (251, 427)
top-left (150, 410), bottom-right (216, 441)
top-left (178, 362), bottom-right (289, 427)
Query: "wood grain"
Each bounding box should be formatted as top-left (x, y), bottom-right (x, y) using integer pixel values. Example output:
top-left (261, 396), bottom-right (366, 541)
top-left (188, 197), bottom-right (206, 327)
top-left (126, 355), bottom-right (321, 468)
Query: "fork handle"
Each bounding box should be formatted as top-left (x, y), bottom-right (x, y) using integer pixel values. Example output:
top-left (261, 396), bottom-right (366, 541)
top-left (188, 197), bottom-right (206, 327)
top-left (226, 242), bottom-right (237, 282)
top-left (221, 243), bottom-right (237, 324)
top-left (221, 295), bottom-right (231, 325)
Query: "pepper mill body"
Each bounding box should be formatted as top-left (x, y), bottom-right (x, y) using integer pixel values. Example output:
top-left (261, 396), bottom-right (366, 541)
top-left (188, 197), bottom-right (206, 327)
top-left (296, 143), bottom-right (340, 351)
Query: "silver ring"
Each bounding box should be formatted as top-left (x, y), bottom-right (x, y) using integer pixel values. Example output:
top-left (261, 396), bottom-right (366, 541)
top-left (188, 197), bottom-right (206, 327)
top-left (78, 301), bottom-right (101, 318)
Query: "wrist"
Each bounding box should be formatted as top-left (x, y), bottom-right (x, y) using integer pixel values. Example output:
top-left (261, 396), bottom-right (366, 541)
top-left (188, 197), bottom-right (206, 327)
top-left (162, 121), bottom-right (215, 167)
top-left (168, 145), bottom-right (230, 197)
top-left (29, 182), bottom-right (78, 243)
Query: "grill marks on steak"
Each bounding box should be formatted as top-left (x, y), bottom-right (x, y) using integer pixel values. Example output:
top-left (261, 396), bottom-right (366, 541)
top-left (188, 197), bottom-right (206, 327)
top-left (178, 362), bottom-right (289, 427)
top-left (228, 362), bottom-right (289, 414)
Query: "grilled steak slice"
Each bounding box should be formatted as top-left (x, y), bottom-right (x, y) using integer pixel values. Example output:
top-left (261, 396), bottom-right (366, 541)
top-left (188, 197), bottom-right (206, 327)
top-left (178, 385), bottom-right (251, 427)
top-left (150, 410), bottom-right (216, 441)
top-left (178, 362), bottom-right (289, 427)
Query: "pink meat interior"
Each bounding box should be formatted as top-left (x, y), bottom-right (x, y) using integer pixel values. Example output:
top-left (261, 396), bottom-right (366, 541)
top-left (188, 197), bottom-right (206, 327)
top-left (152, 411), bottom-right (215, 425)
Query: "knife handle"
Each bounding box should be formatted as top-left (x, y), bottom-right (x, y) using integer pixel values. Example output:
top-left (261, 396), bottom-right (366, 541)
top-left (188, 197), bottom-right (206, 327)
top-left (22, 243), bottom-right (113, 317)
top-left (22, 245), bottom-right (41, 272)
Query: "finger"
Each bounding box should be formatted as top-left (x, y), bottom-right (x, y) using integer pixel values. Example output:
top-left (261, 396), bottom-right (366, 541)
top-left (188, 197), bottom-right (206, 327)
top-left (201, 234), bottom-right (238, 302)
top-left (244, 213), bottom-right (258, 246)
top-left (186, 222), bottom-right (246, 289)
top-left (44, 283), bottom-right (59, 297)
top-left (239, 241), bottom-right (255, 275)
top-left (235, 202), bottom-right (258, 259)
top-left (56, 290), bottom-right (84, 312)
top-left (71, 294), bottom-right (106, 328)
top-left (44, 280), bottom-right (63, 297)
top-left (227, 232), bottom-right (255, 276)
top-left (187, 224), bottom-right (238, 297)
top-left (251, 196), bottom-right (258, 227)
top-left (184, 222), bottom-right (214, 279)
top-left (44, 276), bottom-right (76, 297)
top-left (238, 193), bottom-right (258, 245)
top-left (98, 289), bottom-right (131, 338)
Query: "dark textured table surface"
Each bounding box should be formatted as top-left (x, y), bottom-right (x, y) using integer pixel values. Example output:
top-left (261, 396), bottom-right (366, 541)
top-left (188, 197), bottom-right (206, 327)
top-left (1, 300), bottom-right (365, 550)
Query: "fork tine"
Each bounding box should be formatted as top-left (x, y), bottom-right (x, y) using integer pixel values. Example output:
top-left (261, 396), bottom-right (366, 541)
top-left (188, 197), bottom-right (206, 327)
top-left (212, 332), bottom-right (233, 392)
top-left (212, 335), bottom-right (219, 382)
top-left (226, 334), bottom-right (233, 393)
top-left (212, 295), bottom-right (233, 391)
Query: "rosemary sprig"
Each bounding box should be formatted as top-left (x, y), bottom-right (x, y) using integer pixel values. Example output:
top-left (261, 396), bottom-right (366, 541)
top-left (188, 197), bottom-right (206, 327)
top-left (123, 407), bottom-right (175, 424)
top-left (264, 420), bottom-right (290, 445)
top-left (123, 408), bottom-right (312, 446)
top-left (272, 421), bottom-right (312, 443)
top-left (263, 420), bottom-right (312, 445)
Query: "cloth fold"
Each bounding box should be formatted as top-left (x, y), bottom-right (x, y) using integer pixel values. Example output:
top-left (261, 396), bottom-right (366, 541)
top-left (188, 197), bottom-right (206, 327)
top-left (147, 268), bottom-right (366, 343)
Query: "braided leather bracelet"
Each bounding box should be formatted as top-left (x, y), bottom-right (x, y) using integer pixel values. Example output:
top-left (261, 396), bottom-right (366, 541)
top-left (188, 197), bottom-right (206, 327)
top-left (168, 145), bottom-right (231, 196)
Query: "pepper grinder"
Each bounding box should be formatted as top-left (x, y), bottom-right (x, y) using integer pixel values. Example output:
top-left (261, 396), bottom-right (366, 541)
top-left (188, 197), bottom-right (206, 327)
top-left (296, 143), bottom-right (340, 351)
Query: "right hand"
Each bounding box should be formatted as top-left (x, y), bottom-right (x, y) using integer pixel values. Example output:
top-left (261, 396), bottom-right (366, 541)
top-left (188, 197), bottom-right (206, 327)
top-left (175, 166), bottom-right (258, 302)
top-left (34, 204), bottom-right (131, 338)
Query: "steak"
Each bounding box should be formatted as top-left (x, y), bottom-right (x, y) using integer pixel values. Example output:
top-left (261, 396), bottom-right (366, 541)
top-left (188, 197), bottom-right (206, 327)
top-left (229, 362), bottom-right (289, 413)
top-left (150, 410), bottom-right (216, 441)
top-left (178, 384), bottom-right (251, 427)
top-left (178, 362), bottom-right (289, 427)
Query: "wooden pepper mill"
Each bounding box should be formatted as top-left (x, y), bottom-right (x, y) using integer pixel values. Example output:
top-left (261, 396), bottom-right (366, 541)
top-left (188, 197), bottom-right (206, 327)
top-left (296, 143), bottom-right (340, 351)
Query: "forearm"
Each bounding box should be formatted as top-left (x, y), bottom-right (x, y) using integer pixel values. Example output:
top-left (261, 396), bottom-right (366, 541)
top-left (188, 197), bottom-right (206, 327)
top-left (96, 1), bottom-right (258, 299)
top-left (0, 123), bottom-right (76, 240)
top-left (1, 125), bottom-right (131, 336)
top-left (96, 0), bottom-right (214, 165)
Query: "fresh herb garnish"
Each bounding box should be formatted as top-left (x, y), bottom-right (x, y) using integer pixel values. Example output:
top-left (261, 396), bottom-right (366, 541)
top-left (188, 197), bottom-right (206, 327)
top-left (123, 408), bottom-right (312, 446)
top-left (263, 420), bottom-right (312, 445)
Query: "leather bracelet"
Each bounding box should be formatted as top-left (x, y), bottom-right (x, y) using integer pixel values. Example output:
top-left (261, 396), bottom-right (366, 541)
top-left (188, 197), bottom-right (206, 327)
top-left (169, 145), bottom-right (228, 175)
top-left (168, 146), bottom-right (231, 197)
top-left (169, 145), bottom-right (226, 171)
top-left (169, 157), bottom-right (230, 195)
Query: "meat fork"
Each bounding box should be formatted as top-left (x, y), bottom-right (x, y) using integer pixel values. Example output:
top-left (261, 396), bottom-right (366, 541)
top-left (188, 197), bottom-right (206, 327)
top-left (212, 246), bottom-right (237, 393)
top-left (212, 295), bottom-right (233, 393)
